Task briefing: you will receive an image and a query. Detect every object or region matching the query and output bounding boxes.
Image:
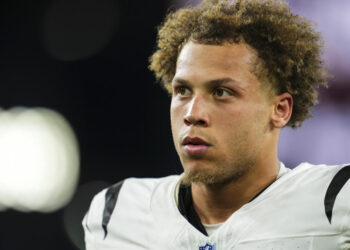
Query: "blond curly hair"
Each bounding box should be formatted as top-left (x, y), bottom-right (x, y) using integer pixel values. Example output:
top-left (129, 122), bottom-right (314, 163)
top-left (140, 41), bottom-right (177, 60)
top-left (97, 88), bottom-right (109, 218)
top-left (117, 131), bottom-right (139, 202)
top-left (149, 0), bottom-right (328, 128)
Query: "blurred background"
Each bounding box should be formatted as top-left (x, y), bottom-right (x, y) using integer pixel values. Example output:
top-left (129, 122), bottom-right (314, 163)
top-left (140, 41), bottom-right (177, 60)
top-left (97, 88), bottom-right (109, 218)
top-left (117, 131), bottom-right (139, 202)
top-left (0, 0), bottom-right (349, 249)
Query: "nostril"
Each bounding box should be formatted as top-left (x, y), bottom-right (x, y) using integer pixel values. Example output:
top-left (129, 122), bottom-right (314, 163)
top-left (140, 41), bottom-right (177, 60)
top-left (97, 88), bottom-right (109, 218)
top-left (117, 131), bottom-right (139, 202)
top-left (196, 120), bottom-right (206, 126)
top-left (184, 116), bottom-right (208, 127)
top-left (184, 113), bottom-right (209, 127)
top-left (184, 118), bottom-right (192, 126)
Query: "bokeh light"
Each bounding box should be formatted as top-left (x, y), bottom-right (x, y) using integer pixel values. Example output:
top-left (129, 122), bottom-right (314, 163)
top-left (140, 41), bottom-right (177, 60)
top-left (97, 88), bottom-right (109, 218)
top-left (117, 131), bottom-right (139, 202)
top-left (43, 0), bottom-right (118, 61)
top-left (0, 107), bottom-right (80, 212)
top-left (1, 0), bottom-right (349, 249)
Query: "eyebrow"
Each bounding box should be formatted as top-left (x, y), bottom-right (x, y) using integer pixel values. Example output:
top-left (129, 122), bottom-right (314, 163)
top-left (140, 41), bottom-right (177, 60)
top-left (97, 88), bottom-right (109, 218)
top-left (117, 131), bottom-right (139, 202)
top-left (172, 77), bottom-right (243, 88)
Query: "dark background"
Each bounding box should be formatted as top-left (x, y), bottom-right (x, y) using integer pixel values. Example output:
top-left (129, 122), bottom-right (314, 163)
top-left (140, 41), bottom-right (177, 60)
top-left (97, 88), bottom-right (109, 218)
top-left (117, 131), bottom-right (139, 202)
top-left (0, 0), bottom-right (179, 249)
top-left (0, 0), bottom-right (349, 249)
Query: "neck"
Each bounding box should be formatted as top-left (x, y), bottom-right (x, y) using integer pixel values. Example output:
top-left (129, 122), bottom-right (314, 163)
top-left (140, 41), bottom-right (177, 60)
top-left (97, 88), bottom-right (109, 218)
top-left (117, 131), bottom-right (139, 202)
top-left (191, 158), bottom-right (280, 225)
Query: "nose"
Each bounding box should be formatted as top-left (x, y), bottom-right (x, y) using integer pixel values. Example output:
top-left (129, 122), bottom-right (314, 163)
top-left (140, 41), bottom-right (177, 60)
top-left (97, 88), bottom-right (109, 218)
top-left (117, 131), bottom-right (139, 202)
top-left (184, 96), bottom-right (210, 127)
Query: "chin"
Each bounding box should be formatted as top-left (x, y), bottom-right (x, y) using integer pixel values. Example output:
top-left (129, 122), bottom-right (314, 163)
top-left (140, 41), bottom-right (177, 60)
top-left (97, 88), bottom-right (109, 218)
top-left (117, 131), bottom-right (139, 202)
top-left (181, 166), bottom-right (225, 185)
top-left (181, 171), bottom-right (213, 185)
top-left (181, 164), bottom-right (249, 186)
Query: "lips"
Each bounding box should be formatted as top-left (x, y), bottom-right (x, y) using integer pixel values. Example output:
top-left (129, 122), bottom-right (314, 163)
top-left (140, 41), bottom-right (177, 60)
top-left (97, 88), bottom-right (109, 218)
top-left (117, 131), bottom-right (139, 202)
top-left (182, 136), bottom-right (210, 146)
top-left (182, 136), bottom-right (210, 156)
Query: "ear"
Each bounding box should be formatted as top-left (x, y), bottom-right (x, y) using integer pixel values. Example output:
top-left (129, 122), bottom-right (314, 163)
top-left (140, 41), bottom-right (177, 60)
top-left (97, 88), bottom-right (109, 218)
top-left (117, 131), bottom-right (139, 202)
top-left (271, 92), bottom-right (293, 128)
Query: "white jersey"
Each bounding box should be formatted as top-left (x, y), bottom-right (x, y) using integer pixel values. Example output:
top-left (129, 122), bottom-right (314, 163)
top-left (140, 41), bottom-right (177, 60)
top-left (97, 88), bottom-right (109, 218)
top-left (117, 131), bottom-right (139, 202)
top-left (83, 162), bottom-right (350, 250)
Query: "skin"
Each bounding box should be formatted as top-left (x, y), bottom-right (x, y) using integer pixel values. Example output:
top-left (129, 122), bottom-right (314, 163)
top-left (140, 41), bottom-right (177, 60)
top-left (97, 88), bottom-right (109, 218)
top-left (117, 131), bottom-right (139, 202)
top-left (170, 41), bottom-right (293, 224)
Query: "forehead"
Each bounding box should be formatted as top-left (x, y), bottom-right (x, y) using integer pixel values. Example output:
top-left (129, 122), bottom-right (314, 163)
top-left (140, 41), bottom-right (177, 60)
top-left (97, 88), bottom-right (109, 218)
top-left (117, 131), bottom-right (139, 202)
top-left (175, 41), bottom-right (258, 81)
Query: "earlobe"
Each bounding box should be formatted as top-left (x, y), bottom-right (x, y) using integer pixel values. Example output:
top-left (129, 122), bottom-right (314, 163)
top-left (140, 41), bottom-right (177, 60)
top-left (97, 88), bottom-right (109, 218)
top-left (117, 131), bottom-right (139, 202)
top-left (271, 93), bottom-right (293, 128)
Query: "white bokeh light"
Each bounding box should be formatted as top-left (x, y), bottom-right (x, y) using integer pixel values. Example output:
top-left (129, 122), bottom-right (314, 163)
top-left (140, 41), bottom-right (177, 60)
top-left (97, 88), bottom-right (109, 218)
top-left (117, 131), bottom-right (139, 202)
top-left (0, 107), bottom-right (80, 212)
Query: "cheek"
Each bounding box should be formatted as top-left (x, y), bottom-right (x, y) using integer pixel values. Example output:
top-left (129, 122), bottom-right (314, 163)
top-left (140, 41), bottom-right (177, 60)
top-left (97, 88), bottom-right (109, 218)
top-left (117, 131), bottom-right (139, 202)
top-left (214, 103), bottom-right (266, 142)
top-left (170, 100), bottom-right (185, 153)
top-left (214, 105), bottom-right (244, 129)
top-left (170, 100), bottom-right (183, 136)
top-left (170, 99), bottom-right (184, 125)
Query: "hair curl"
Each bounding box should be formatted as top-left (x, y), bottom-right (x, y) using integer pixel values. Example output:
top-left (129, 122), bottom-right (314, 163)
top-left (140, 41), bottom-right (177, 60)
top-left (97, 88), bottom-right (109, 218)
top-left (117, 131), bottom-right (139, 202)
top-left (149, 0), bottom-right (327, 128)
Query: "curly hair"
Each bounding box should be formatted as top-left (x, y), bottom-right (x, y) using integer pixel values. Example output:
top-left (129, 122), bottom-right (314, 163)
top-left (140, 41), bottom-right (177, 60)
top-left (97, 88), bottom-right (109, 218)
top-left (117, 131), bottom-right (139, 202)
top-left (149, 0), bottom-right (328, 128)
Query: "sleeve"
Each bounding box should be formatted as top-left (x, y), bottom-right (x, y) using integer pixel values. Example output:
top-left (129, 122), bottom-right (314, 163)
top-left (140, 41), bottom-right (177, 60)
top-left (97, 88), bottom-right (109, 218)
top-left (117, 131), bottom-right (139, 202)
top-left (340, 182), bottom-right (350, 250)
top-left (82, 180), bottom-right (125, 250)
top-left (326, 164), bottom-right (350, 250)
top-left (82, 188), bottom-right (108, 250)
top-left (82, 177), bottom-right (159, 250)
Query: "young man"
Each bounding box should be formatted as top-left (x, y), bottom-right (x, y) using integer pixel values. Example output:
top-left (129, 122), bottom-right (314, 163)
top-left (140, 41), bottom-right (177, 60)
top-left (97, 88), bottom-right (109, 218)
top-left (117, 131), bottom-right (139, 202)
top-left (83, 0), bottom-right (350, 249)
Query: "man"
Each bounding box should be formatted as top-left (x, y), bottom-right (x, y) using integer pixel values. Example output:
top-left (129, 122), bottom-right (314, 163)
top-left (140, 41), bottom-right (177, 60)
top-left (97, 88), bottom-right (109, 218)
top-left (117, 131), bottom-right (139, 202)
top-left (83, 0), bottom-right (350, 249)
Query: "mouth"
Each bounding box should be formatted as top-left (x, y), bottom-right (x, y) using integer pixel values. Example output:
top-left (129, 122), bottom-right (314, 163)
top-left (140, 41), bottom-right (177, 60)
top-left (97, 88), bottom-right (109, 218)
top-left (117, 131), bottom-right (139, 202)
top-left (181, 136), bottom-right (210, 156)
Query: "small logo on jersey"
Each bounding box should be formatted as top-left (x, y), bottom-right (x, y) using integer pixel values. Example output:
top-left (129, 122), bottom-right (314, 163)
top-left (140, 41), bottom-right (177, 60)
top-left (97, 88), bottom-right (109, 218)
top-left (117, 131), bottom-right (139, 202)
top-left (199, 243), bottom-right (215, 250)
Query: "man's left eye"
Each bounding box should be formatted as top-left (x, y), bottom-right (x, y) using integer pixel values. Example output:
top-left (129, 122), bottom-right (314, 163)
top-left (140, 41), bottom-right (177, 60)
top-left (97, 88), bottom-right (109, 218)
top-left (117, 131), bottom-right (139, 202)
top-left (214, 88), bottom-right (230, 97)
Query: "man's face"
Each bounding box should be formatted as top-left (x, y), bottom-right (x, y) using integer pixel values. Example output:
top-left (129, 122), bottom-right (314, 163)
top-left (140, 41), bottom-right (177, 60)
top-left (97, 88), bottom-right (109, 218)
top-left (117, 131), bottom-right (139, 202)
top-left (170, 41), bottom-right (274, 185)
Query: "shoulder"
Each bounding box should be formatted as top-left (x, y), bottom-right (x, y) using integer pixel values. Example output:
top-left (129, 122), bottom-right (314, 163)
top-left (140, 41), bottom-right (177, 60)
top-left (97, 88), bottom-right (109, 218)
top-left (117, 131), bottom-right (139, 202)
top-left (284, 162), bottom-right (350, 186)
top-left (273, 162), bottom-right (350, 194)
top-left (237, 163), bottom-right (350, 248)
top-left (284, 162), bottom-right (350, 196)
top-left (82, 175), bottom-right (181, 249)
top-left (291, 162), bottom-right (350, 174)
top-left (287, 163), bottom-right (350, 224)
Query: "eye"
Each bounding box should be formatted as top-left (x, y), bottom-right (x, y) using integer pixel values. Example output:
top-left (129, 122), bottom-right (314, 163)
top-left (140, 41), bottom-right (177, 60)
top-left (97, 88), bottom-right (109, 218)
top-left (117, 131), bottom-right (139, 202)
top-left (213, 88), bottom-right (231, 98)
top-left (174, 86), bottom-right (191, 97)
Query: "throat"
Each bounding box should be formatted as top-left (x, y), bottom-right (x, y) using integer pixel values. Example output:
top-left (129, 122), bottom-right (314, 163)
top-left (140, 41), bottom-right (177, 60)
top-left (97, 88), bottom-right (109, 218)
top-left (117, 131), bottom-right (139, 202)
top-left (190, 170), bottom-right (279, 224)
top-left (177, 165), bottom-right (280, 234)
top-left (191, 182), bottom-right (248, 224)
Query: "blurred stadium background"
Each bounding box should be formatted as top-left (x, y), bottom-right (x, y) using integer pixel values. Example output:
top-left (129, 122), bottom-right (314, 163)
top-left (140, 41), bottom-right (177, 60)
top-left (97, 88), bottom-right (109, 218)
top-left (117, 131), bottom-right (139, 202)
top-left (0, 0), bottom-right (349, 249)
